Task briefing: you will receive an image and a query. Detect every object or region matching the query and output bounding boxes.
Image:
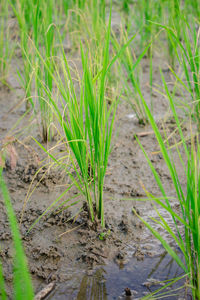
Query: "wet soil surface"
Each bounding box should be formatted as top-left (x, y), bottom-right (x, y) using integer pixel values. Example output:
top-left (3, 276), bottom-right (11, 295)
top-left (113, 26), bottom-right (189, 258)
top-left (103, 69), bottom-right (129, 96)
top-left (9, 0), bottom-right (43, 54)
top-left (0, 19), bottom-right (191, 299)
top-left (49, 252), bottom-right (186, 299)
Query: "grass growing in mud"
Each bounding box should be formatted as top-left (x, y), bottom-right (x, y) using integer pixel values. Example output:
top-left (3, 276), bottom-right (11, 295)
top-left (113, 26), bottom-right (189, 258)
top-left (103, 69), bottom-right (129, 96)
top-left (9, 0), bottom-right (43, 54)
top-left (112, 28), bottom-right (148, 124)
top-left (29, 9), bottom-right (117, 228)
top-left (0, 0), bottom-right (14, 85)
top-left (24, 2), bottom-right (149, 229)
top-left (0, 167), bottom-right (34, 299)
top-left (11, 0), bottom-right (57, 140)
top-left (161, 16), bottom-right (200, 131)
top-left (131, 72), bottom-right (200, 299)
top-left (1, 0), bottom-right (200, 298)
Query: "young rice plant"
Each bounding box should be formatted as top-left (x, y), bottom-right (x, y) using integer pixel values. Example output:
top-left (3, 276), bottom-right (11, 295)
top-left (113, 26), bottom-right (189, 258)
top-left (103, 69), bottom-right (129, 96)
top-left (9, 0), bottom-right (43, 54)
top-left (132, 72), bottom-right (200, 299)
top-left (0, 167), bottom-right (34, 299)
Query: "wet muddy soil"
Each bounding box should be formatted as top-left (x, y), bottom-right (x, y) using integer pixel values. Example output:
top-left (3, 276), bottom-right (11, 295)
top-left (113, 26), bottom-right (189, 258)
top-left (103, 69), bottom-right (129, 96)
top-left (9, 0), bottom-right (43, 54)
top-left (0, 17), bottom-right (191, 299)
top-left (49, 252), bottom-right (186, 300)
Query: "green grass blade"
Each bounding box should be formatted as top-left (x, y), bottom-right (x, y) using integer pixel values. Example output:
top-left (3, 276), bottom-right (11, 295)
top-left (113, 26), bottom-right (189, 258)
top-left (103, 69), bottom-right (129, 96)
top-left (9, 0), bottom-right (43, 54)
top-left (0, 168), bottom-right (34, 299)
top-left (133, 208), bottom-right (187, 272)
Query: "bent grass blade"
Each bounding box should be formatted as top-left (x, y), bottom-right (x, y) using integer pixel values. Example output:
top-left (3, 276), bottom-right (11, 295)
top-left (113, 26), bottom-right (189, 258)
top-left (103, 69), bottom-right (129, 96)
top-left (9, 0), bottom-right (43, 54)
top-left (0, 167), bottom-right (34, 299)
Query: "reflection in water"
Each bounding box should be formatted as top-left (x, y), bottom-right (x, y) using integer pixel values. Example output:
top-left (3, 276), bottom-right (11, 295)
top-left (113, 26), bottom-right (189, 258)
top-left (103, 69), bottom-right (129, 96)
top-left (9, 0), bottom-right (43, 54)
top-left (76, 268), bottom-right (108, 300)
top-left (49, 252), bottom-right (185, 299)
top-left (148, 251), bottom-right (182, 280)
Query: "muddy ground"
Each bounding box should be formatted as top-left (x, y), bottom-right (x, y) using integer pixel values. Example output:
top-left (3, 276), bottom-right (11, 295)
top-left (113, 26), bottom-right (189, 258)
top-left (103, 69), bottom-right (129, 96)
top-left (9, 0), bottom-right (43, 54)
top-left (0, 15), bottom-right (191, 300)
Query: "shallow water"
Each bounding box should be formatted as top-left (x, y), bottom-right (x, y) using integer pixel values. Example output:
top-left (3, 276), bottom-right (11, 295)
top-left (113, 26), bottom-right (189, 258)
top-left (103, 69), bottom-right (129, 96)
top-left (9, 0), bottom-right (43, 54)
top-left (48, 252), bottom-right (186, 300)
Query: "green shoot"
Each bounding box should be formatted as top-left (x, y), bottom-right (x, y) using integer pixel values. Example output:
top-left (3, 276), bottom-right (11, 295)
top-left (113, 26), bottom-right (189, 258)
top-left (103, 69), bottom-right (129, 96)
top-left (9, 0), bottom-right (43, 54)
top-left (0, 167), bottom-right (34, 299)
top-left (132, 72), bottom-right (200, 299)
top-left (0, 0), bottom-right (15, 85)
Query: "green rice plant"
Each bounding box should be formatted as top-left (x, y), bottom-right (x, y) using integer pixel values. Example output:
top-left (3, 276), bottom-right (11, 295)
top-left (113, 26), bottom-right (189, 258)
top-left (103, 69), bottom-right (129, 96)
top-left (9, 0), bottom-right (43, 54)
top-left (71, 0), bottom-right (105, 29)
top-left (0, 167), bottom-right (34, 299)
top-left (34, 0), bottom-right (56, 142)
top-left (121, 0), bottom-right (130, 21)
top-left (158, 15), bottom-right (200, 130)
top-left (37, 15), bottom-right (115, 227)
top-left (112, 29), bottom-right (149, 125)
top-left (166, 0), bottom-right (181, 69)
top-left (184, 0), bottom-right (200, 20)
top-left (10, 0), bottom-right (36, 109)
top-left (11, 0), bottom-right (57, 141)
top-left (24, 11), bottom-right (111, 226)
top-left (95, 0), bottom-right (106, 24)
top-left (29, 6), bottom-right (140, 227)
top-left (65, 0), bottom-right (86, 34)
top-left (62, 0), bottom-right (75, 18)
top-left (142, 0), bottom-right (154, 50)
top-left (58, 0), bottom-right (109, 107)
top-left (132, 0), bottom-right (162, 53)
top-left (89, 0), bottom-right (106, 44)
top-left (0, 0), bottom-right (8, 82)
top-left (18, 139), bottom-right (80, 232)
top-left (64, 0), bottom-right (106, 52)
top-left (0, 0), bottom-right (15, 85)
top-left (130, 71), bottom-right (200, 299)
top-left (141, 274), bottom-right (187, 299)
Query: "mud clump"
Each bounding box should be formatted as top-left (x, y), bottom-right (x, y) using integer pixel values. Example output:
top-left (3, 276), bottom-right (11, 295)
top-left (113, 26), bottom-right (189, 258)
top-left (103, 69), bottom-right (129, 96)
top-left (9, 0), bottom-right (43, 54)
top-left (30, 246), bottom-right (62, 281)
top-left (43, 210), bottom-right (71, 228)
top-left (118, 218), bottom-right (130, 233)
top-left (4, 141), bottom-right (65, 189)
top-left (133, 246), bottom-right (145, 261)
top-left (124, 287), bottom-right (132, 296)
top-left (73, 204), bottom-right (131, 267)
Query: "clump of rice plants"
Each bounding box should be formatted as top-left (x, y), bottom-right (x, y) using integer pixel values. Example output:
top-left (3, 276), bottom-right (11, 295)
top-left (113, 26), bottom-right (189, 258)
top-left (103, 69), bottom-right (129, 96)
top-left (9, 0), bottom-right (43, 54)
top-left (10, 0), bottom-right (36, 110)
top-left (160, 15), bottom-right (200, 130)
top-left (165, 0), bottom-right (181, 69)
top-left (62, 0), bottom-right (106, 52)
top-left (0, 0), bottom-right (15, 85)
top-left (0, 166), bottom-right (34, 299)
top-left (12, 0), bottom-right (57, 141)
top-left (185, 0), bottom-right (200, 20)
top-left (31, 10), bottom-right (117, 227)
top-left (112, 28), bottom-right (149, 125)
top-left (128, 0), bottom-right (163, 52)
top-left (131, 72), bottom-right (200, 299)
top-left (34, 0), bottom-right (56, 142)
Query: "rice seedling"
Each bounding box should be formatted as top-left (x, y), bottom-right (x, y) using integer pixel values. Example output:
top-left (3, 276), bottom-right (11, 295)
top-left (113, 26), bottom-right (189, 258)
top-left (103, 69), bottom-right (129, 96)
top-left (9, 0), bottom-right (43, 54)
top-left (88, 0), bottom-right (106, 30)
top-left (141, 274), bottom-right (187, 299)
top-left (0, 166), bottom-right (34, 299)
top-left (142, 0), bottom-right (154, 50)
top-left (120, 0), bottom-right (133, 34)
top-left (158, 15), bottom-right (200, 130)
top-left (36, 14), bottom-right (115, 227)
top-left (121, 0), bottom-right (130, 17)
top-left (11, 0), bottom-right (57, 141)
top-left (2, 0), bottom-right (200, 297)
top-left (132, 0), bottom-right (162, 53)
top-left (112, 29), bottom-right (149, 125)
top-left (62, 0), bottom-right (75, 18)
top-left (128, 71), bottom-right (200, 299)
top-left (63, 0), bottom-right (106, 52)
top-left (185, 0), bottom-right (200, 20)
top-left (0, 0), bottom-right (14, 85)
top-left (10, 0), bottom-right (35, 109)
top-left (57, 0), bottom-right (86, 41)
top-left (166, 0), bottom-right (181, 69)
top-left (34, 0), bottom-right (56, 142)
top-left (57, 27), bottom-right (112, 227)
top-left (27, 4), bottom-right (145, 228)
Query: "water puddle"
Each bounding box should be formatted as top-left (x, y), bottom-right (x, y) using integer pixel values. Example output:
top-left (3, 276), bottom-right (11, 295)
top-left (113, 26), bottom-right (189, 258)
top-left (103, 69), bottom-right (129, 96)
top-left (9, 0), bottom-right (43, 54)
top-left (48, 252), bottom-right (186, 300)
